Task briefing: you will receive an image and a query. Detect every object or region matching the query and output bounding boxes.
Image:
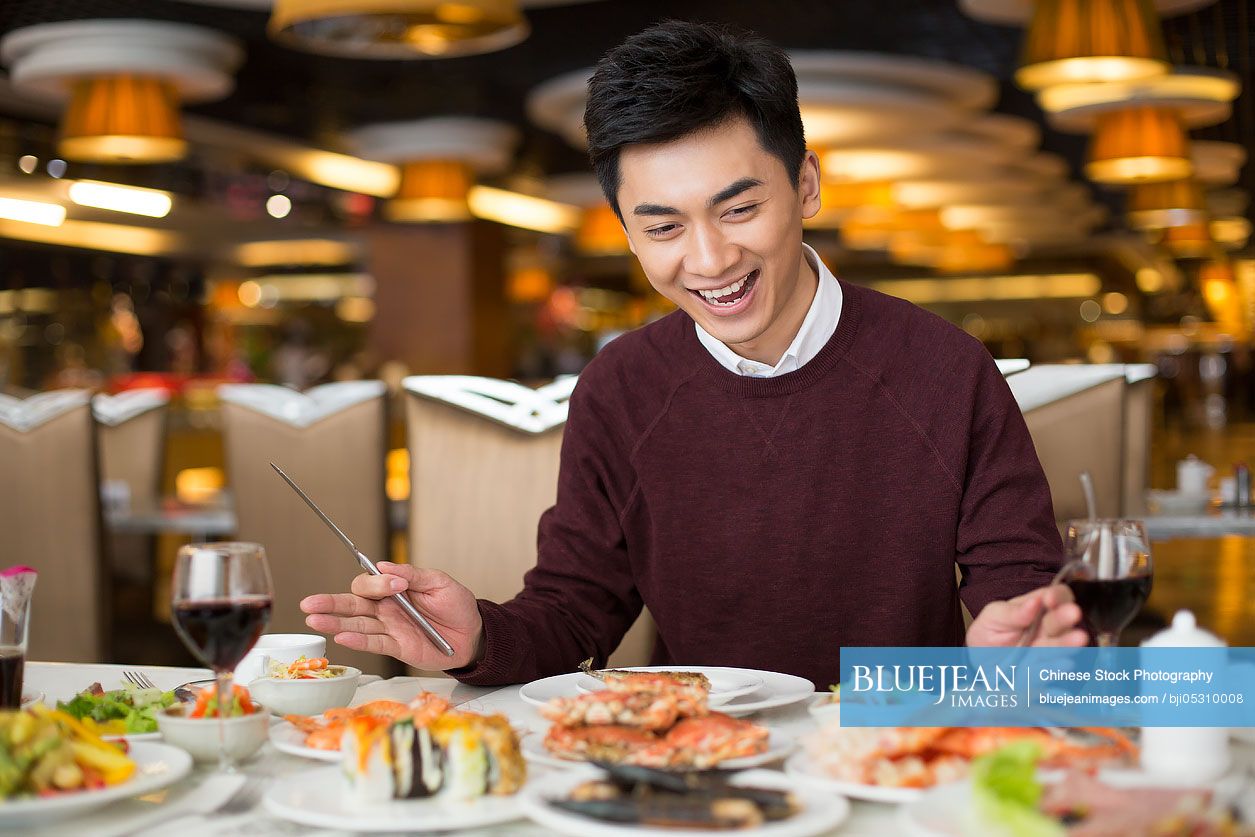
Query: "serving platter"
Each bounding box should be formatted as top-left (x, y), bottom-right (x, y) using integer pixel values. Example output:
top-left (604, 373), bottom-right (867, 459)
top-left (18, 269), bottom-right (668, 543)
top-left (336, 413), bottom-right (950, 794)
top-left (0, 741), bottom-right (191, 828)
top-left (268, 718), bottom-right (339, 762)
top-left (784, 751), bottom-right (923, 804)
top-left (521, 667), bottom-right (814, 717)
top-left (263, 766), bottom-right (525, 831)
top-left (518, 766), bottom-right (851, 837)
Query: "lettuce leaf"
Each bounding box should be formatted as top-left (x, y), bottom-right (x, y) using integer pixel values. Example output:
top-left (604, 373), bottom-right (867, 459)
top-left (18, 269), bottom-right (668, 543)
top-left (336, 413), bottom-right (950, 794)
top-left (970, 741), bottom-right (1065, 837)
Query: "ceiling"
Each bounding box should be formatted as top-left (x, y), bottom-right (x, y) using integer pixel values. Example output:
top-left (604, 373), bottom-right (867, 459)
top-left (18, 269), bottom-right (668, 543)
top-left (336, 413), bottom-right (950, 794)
top-left (0, 0), bottom-right (1248, 252)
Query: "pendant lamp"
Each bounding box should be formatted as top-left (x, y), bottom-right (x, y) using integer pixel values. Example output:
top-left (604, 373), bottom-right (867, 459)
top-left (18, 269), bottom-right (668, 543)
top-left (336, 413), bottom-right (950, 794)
top-left (269, 0), bottom-right (528, 58)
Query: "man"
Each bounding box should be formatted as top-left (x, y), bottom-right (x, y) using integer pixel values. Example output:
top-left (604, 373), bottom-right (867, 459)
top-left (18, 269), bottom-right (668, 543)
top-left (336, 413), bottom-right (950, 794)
top-left (302, 20), bottom-right (1085, 688)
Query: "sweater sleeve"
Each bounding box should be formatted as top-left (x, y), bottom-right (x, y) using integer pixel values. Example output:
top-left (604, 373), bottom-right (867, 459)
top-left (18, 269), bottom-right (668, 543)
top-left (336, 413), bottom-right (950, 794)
top-left (955, 357), bottom-right (1065, 617)
top-left (448, 365), bottom-right (643, 686)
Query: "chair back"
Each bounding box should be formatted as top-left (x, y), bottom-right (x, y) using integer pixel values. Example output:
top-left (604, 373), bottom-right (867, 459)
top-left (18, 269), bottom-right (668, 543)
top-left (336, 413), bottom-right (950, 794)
top-left (403, 376), bottom-right (655, 667)
top-left (1009, 366), bottom-right (1128, 525)
top-left (220, 382), bottom-right (390, 675)
top-left (92, 389), bottom-right (169, 511)
top-left (0, 391), bottom-right (106, 661)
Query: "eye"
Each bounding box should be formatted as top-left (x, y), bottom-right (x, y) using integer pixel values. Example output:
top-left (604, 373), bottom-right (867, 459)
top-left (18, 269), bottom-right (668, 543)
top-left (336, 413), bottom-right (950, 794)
top-left (645, 223), bottom-right (680, 239)
top-left (725, 203), bottom-right (759, 219)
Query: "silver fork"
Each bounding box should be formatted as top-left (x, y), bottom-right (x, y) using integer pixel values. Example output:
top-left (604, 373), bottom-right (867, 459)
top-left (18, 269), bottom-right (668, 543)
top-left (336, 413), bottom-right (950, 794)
top-left (122, 670), bottom-right (158, 690)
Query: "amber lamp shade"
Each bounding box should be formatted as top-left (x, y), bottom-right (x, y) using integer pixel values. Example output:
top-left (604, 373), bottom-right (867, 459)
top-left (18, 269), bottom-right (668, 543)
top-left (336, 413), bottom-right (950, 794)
top-left (1160, 221), bottom-right (1213, 258)
top-left (1086, 107), bottom-right (1192, 185)
top-left (1016, 0), bottom-right (1169, 91)
top-left (1127, 178), bottom-right (1206, 229)
top-left (60, 75), bottom-right (186, 164)
top-left (386, 160), bottom-right (473, 222)
top-left (575, 203), bottom-right (628, 255)
top-left (821, 181), bottom-right (895, 211)
top-left (269, 0), bottom-right (528, 58)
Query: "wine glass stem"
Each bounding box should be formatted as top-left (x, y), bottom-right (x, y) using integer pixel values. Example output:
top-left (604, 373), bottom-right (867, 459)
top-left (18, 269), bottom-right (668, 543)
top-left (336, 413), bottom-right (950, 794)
top-left (215, 671), bottom-right (235, 773)
top-left (1097, 632), bottom-right (1118, 648)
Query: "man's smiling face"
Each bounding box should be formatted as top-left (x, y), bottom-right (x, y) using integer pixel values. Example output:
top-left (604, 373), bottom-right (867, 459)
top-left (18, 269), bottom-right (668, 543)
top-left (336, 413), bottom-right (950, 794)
top-left (616, 115), bottom-right (822, 364)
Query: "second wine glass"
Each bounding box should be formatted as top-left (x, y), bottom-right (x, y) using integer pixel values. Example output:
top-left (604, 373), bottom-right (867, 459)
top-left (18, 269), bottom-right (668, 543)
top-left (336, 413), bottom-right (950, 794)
top-left (1063, 519), bottom-right (1153, 647)
top-left (170, 542), bottom-right (273, 771)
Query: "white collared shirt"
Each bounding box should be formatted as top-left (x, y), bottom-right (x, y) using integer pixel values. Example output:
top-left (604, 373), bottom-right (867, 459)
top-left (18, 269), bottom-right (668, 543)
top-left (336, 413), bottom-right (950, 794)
top-left (695, 243), bottom-right (842, 377)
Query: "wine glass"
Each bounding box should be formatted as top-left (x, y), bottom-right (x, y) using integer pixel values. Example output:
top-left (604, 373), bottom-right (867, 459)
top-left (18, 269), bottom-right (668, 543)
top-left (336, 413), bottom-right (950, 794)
top-left (171, 542), bottom-right (273, 771)
top-left (1062, 519), bottom-right (1153, 647)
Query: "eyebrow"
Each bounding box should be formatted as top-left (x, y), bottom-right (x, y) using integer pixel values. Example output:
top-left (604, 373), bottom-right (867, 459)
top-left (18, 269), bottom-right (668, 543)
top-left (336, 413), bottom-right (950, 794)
top-left (630, 177), bottom-right (765, 217)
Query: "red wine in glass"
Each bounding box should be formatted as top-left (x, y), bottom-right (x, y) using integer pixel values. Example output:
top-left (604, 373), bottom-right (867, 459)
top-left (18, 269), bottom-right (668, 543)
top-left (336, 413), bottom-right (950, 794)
top-left (171, 598), bottom-right (272, 672)
top-left (1063, 519), bottom-right (1153, 647)
top-left (0, 647), bottom-right (24, 709)
top-left (1068, 576), bottom-right (1153, 644)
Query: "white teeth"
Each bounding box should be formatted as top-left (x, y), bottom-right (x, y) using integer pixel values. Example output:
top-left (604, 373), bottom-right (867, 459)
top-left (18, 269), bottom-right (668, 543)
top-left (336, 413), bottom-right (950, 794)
top-left (698, 273), bottom-right (752, 301)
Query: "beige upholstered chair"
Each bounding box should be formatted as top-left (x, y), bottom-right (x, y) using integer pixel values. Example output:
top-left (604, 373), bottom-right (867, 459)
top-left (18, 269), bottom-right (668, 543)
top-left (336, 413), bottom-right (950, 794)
top-left (1009, 366), bottom-right (1130, 525)
top-left (403, 375), bottom-right (655, 668)
top-left (92, 389), bottom-right (169, 512)
top-left (1119, 365), bottom-right (1158, 517)
top-left (219, 382), bottom-right (391, 675)
top-left (0, 391), bottom-right (106, 661)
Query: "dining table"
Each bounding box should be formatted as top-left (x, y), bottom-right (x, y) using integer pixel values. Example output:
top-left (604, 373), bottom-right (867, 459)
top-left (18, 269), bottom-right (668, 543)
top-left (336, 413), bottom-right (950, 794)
top-left (23, 661), bottom-right (1255, 836)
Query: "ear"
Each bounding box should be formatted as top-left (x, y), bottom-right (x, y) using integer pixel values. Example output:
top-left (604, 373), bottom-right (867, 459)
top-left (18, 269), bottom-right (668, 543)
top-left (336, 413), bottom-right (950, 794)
top-left (798, 150), bottom-right (822, 221)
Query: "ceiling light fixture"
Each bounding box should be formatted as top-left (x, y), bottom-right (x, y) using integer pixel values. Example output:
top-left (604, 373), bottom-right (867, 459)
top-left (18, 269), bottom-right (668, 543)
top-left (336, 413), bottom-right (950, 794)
top-left (0, 197), bottom-right (65, 227)
top-left (1127, 178), bottom-right (1206, 229)
top-left (67, 179), bottom-right (173, 218)
top-left (1016, 0), bottom-right (1169, 90)
top-left (1086, 106), bottom-right (1192, 184)
top-left (390, 160), bottom-right (474, 222)
top-left (467, 186), bottom-right (579, 234)
top-left (0, 20), bottom-right (241, 164)
top-left (349, 117), bottom-right (518, 224)
top-left (269, 0), bottom-right (529, 59)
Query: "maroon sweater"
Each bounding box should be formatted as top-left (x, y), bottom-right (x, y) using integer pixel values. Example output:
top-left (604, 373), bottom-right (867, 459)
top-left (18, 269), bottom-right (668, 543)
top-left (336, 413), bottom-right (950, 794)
top-left (453, 280), bottom-right (1063, 688)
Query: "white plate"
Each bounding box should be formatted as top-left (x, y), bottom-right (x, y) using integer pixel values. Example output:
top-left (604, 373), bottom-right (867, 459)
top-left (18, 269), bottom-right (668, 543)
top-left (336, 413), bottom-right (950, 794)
top-left (784, 751), bottom-right (923, 804)
top-left (574, 667), bottom-right (763, 707)
top-left (262, 766), bottom-right (525, 832)
top-left (806, 694), bottom-right (841, 723)
top-left (521, 668), bottom-right (815, 717)
top-left (521, 728), bottom-right (794, 771)
top-left (268, 718), bottom-right (339, 763)
top-left (519, 766), bottom-right (851, 837)
top-left (19, 691), bottom-right (42, 709)
top-left (897, 768), bottom-right (1245, 837)
top-left (0, 741), bottom-right (192, 828)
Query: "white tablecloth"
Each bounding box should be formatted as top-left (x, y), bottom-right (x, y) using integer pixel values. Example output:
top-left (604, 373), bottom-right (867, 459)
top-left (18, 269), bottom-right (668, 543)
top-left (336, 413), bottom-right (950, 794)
top-left (24, 663), bottom-right (1253, 836)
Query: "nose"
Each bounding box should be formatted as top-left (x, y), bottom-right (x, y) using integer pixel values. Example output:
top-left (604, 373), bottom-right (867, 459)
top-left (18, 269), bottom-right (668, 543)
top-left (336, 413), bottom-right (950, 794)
top-left (684, 221), bottom-right (740, 280)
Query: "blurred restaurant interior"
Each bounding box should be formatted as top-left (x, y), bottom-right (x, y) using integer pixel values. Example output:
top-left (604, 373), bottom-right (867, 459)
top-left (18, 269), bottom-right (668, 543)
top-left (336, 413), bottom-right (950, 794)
top-left (0, 0), bottom-right (1254, 671)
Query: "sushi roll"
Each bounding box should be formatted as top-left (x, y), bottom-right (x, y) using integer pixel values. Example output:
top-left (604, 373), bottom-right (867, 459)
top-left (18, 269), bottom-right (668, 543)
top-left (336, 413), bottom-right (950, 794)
top-left (341, 709), bottom-right (525, 804)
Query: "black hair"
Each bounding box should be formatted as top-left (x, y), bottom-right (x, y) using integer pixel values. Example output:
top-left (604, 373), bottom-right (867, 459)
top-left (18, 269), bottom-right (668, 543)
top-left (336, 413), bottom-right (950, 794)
top-left (584, 20), bottom-right (806, 219)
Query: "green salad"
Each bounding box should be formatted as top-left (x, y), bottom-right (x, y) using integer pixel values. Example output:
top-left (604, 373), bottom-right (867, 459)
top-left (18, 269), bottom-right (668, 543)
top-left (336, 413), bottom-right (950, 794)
top-left (971, 741), bottom-right (1064, 837)
top-left (56, 682), bottom-right (177, 735)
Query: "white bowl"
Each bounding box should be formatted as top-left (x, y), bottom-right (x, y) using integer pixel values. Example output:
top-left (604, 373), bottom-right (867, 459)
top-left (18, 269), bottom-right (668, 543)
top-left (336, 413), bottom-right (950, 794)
top-left (808, 693), bottom-right (841, 725)
top-left (247, 666), bottom-right (361, 717)
top-left (156, 702), bottom-right (269, 763)
top-left (1146, 489), bottom-right (1212, 514)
